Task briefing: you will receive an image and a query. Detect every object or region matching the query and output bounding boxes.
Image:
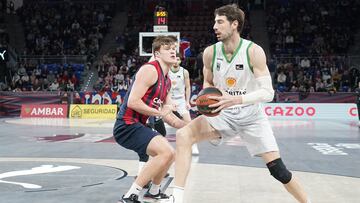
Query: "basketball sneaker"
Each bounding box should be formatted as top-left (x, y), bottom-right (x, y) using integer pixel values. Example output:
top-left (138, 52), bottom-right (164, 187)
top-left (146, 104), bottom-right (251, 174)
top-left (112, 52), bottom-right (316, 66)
top-left (143, 191), bottom-right (174, 202)
top-left (119, 194), bottom-right (140, 203)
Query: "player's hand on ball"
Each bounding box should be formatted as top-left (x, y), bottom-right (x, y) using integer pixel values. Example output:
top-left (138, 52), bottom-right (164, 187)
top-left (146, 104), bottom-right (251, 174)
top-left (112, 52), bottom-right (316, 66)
top-left (160, 104), bottom-right (176, 117)
top-left (208, 91), bottom-right (240, 113)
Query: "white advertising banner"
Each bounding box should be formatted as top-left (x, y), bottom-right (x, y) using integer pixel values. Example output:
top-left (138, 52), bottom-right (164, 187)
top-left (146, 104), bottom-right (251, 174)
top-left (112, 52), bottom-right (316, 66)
top-left (262, 103), bottom-right (358, 120)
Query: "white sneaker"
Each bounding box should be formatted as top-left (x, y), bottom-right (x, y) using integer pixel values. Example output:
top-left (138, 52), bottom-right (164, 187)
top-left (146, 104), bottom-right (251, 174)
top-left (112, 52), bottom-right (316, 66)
top-left (192, 144), bottom-right (199, 155)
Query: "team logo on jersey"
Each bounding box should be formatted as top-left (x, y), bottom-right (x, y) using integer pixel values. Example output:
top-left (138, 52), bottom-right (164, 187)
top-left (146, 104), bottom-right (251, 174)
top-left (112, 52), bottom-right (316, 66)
top-left (235, 64), bottom-right (243, 70)
top-left (216, 62), bottom-right (221, 71)
top-left (225, 77), bottom-right (237, 87)
top-left (152, 97), bottom-right (163, 109)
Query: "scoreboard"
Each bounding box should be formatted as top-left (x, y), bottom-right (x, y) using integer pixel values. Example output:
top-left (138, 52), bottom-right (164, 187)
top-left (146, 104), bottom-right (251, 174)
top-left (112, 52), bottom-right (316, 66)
top-left (154, 11), bottom-right (168, 26)
top-left (139, 6), bottom-right (179, 56)
top-left (153, 7), bottom-right (168, 32)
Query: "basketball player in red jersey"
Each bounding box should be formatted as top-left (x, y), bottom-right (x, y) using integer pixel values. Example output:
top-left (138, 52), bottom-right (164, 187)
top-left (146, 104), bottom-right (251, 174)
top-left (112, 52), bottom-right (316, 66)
top-left (114, 36), bottom-right (186, 203)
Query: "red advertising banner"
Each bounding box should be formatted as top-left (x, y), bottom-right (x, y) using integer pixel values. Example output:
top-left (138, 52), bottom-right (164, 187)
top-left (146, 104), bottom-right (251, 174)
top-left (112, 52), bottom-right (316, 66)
top-left (0, 91), bottom-right (62, 117)
top-left (21, 104), bottom-right (68, 118)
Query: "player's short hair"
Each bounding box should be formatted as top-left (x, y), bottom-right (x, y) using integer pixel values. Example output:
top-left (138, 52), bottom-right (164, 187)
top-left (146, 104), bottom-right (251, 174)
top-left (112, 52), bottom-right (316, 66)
top-left (214, 4), bottom-right (245, 33)
top-left (152, 35), bottom-right (177, 54)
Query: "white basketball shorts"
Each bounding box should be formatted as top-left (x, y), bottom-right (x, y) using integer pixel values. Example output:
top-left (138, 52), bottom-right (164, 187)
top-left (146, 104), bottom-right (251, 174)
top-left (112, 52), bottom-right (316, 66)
top-left (205, 104), bottom-right (279, 156)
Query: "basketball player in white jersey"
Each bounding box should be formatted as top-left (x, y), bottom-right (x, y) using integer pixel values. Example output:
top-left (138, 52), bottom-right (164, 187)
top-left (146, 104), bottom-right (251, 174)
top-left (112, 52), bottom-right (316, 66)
top-left (172, 4), bottom-right (311, 203)
top-left (168, 54), bottom-right (199, 155)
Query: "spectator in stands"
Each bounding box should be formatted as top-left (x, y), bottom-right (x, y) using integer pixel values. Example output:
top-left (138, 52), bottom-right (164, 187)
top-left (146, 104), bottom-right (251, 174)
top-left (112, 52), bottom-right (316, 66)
top-left (277, 71), bottom-right (287, 87)
top-left (300, 57), bottom-right (311, 69)
top-left (102, 81), bottom-right (111, 92)
top-left (33, 66), bottom-right (42, 79)
top-left (17, 64), bottom-right (26, 76)
top-left (108, 61), bottom-right (118, 75)
top-left (104, 72), bottom-right (113, 85)
top-left (114, 69), bottom-right (124, 84)
top-left (111, 81), bottom-right (120, 92)
top-left (70, 74), bottom-right (78, 90)
top-left (29, 71), bottom-right (36, 85)
top-left (21, 73), bottom-right (30, 87)
top-left (66, 79), bottom-right (75, 91)
top-left (47, 71), bottom-right (56, 85)
top-left (322, 70), bottom-right (331, 82)
top-left (49, 80), bottom-right (59, 91)
top-left (289, 81), bottom-right (299, 92)
top-left (325, 79), bottom-right (336, 95)
top-left (31, 78), bottom-right (42, 91)
top-left (315, 78), bottom-right (325, 92)
top-left (285, 32), bottom-right (294, 48)
top-left (12, 83), bottom-right (21, 92)
top-left (340, 70), bottom-right (351, 92)
top-left (58, 77), bottom-right (66, 91)
top-left (93, 78), bottom-right (104, 91)
top-left (98, 61), bottom-right (106, 78)
top-left (119, 80), bottom-right (128, 91)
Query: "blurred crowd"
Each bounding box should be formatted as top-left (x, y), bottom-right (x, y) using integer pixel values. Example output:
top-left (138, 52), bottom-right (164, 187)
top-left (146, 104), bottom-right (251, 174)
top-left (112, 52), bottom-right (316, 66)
top-left (1, 1), bottom-right (115, 92)
top-left (266, 0), bottom-right (360, 93)
top-left (17, 1), bottom-right (114, 58)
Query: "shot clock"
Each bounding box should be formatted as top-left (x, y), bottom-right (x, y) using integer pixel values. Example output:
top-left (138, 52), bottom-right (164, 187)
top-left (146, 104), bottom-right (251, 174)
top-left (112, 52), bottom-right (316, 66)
top-left (154, 10), bottom-right (168, 26)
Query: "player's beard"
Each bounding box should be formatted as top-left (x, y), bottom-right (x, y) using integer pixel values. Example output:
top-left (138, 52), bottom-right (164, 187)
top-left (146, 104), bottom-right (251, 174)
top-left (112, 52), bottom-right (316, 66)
top-left (219, 29), bottom-right (233, 42)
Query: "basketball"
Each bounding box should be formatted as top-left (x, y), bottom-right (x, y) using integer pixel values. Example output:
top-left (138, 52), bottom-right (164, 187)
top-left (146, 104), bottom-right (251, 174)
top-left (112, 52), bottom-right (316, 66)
top-left (196, 87), bottom-right (223, 117)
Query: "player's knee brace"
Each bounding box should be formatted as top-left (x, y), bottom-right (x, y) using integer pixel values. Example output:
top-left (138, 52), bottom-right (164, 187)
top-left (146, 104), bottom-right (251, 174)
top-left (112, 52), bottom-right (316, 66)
top-left (138, 153), bottom-right (149, 162)
top-left (266, 158), bottom-right (292, 184)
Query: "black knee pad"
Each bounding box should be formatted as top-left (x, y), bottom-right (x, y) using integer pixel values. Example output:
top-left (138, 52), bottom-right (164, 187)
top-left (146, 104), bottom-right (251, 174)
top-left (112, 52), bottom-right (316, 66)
top-left (138, 153), bottom-right (149, 162)
top-left (266, 158), bottom-right (292, 184)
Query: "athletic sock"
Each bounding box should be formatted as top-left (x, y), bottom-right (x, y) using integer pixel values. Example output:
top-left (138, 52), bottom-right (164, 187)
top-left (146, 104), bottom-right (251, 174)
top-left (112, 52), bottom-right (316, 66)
top-left (173, 186), bottom-right (184, 203)
top-left (124, 183), bottom-right (142, 198)
top-left (149, 183), bottom-right (161, 195)
top-left (137, 161), bottom-right (146, 176)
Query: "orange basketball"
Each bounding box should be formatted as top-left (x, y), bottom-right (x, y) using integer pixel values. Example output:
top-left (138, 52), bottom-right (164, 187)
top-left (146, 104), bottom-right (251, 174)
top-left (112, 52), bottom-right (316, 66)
top-left (196, 87), bottom-right (222, 117)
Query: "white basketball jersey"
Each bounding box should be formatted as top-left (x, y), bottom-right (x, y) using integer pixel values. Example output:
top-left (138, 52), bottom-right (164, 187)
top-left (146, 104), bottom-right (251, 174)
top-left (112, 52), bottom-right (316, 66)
top-left (168, 66), bottom-right (185, 100)
top-left (212, 38), bottom-right (261, 116)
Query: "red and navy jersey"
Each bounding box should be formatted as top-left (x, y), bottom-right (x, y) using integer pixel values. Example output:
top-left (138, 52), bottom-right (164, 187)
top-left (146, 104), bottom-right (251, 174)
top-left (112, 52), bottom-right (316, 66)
top-left (117, 60), bottom-right (171, 125)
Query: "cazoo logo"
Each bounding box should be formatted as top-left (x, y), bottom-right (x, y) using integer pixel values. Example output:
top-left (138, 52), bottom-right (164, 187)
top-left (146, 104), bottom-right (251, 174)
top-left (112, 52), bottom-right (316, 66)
top-left (265, 106), bottom-right (316, 117)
